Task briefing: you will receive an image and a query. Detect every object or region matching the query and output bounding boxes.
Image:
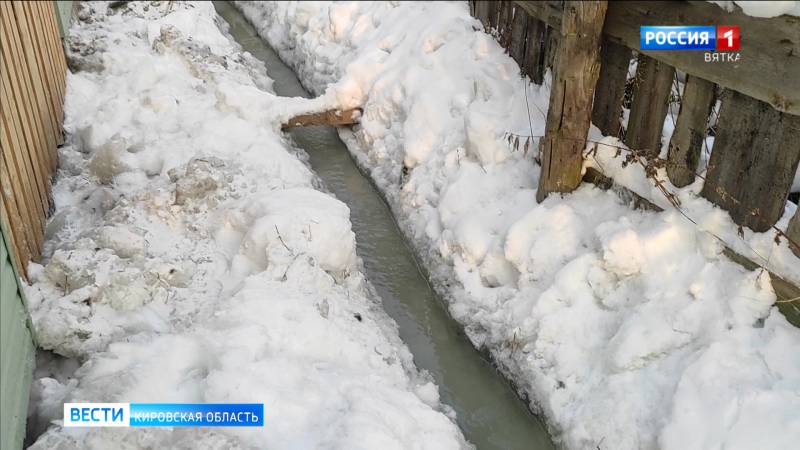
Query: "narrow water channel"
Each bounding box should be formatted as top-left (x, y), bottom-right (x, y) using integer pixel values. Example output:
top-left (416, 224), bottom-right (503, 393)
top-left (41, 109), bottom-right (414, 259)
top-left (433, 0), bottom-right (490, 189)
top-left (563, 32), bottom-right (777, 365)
top-left (215, 3), bottom-right (555, 449)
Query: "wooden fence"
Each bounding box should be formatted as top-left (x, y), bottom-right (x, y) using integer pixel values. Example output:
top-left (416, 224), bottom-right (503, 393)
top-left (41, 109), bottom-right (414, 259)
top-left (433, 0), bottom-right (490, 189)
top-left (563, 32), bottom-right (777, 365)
top-left (0, 1), bottom-right (67, 281)
top-left (470, 0), bottom-right (800, 324)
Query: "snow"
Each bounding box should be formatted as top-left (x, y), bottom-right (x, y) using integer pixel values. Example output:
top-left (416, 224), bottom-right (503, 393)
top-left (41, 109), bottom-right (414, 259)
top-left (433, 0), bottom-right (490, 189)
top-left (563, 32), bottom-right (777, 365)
top-left (710, 1), bottom-right (800, 17)
top-left (26, 2), bottom-right (467, 449)
top-left (235, 1), bottom-right (800, 449)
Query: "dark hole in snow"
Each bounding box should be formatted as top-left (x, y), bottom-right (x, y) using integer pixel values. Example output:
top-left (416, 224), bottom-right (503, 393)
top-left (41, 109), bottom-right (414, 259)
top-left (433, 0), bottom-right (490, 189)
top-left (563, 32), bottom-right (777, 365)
top-left (354, 313), bottom-right (362, 322)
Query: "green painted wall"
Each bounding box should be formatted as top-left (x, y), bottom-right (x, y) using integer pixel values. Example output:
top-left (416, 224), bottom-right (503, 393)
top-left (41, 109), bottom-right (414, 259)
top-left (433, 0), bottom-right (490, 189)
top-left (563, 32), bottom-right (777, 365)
top-left (0, 226), bottom-right (35, 450)
top-left (54, 1), bottom-right (73, 38)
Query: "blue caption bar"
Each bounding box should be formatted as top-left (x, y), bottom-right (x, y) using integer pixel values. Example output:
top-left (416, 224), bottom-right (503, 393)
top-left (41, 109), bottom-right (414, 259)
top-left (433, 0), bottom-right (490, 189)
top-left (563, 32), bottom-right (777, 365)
top-left (130, 403), bottom-right (264, 427)
top-left (640, 26), bottom-right (716, 51)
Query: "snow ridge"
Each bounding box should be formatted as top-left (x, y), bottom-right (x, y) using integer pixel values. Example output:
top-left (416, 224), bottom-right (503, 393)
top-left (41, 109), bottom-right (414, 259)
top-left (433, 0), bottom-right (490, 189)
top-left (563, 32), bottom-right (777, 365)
top-left (235, 2), bottom-right (800, 449)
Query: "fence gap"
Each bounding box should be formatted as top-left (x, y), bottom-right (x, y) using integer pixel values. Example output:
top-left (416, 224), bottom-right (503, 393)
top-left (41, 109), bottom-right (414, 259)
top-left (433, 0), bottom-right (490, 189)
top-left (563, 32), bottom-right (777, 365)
top-left (624, 54), bottom-right (674, 158)
top-left (591, 38), bottom-right (630, 137)
top-left (701, 90), bottom-right (800, 232)
top-left (666, 75), bottom-right (716, 187)
top-left (536, 1), bottom-right (608, 203)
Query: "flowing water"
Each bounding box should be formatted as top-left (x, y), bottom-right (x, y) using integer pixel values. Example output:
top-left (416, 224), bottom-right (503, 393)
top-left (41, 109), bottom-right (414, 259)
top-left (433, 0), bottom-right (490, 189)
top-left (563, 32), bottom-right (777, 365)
top-left (215, 3), bottom-right (555, 449)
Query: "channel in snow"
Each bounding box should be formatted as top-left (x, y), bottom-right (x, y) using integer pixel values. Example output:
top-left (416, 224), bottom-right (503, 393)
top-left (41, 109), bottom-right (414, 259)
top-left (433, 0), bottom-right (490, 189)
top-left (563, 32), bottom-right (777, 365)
top-left (234, 2), bottom-right (800, 449)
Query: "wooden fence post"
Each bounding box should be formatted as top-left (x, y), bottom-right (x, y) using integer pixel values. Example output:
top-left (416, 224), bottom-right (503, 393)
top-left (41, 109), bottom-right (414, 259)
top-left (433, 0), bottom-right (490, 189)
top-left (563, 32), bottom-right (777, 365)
top-left (624, 54), bottom-right (675, 158)
top-left (536, 1), bottom-right (608, 203)
top-left (591, 37), bottom-right (630, 137)
top-left (788, 208), bottom-right (800, 257)
top-left (701, 90), bottom-right (800, 232)
top-left (666, 75), bottom-right (716, 187)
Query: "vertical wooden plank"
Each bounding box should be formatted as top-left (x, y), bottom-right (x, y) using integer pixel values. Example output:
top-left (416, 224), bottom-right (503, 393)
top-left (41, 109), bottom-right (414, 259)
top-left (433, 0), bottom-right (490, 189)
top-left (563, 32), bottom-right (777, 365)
top-left (497, 1), bottom-right (512, 48)
top-left (0, 15), bottom-right (51, 216)
top-left (509, 4), bottom-right (527, 63)
top-left (522, 16), bottom-right (546, 84)
top-left (487, 0), bottom-right (499, 33)
top-left (22, 2), bottom-right (59, 156)
top-left (32, 2), bottom-right (64, 109)
top-left (0, 46), bottom-right (49, 221)
top-left (10, 2), bottom-right (58, 154)
top-left (0, 79), bottom-right (44, 257)
top-left (0, 134), bottom-right (32, 275)
top-left (537, 1), bottom-right (608, 202)
top-left (32, 1), bottom-right (64, 153)
top-left (666, 75), bottom-right (716, 187)
top-left (1, 4), bottom-right (54, 185)
top-left (474, 1), bottom-right (491, 30)
top-left (788, 208), bottom-right (800, 257)
top-left (624, 54), bottom-right (675, 158)
top-left (591, 37), bottom-right (630, 137)
top-left (43, 0), bottom-right (68, 82)
top-left (701, 90), bottom-right (800, 232)
top-left (543, 25), bottom-right (559, 71)
top-left (41, 0), bottom-right (68, 133)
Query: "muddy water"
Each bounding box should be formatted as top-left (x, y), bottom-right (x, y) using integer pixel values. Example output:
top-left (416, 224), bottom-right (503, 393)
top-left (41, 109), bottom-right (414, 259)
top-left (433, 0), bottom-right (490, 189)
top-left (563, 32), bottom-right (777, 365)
top-left (215, 3), bottom-right (555, 449)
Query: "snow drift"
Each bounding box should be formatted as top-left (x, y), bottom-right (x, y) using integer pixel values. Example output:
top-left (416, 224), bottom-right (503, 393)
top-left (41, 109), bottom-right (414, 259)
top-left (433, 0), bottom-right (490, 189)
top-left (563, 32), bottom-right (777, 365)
top-left (236, 2), bottom-right (800, 449)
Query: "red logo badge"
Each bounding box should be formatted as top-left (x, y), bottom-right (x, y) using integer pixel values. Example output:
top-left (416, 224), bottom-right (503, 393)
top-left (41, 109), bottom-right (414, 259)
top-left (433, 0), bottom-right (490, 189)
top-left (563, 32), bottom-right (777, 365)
top-left (716, 26), bottom-right (740, 51)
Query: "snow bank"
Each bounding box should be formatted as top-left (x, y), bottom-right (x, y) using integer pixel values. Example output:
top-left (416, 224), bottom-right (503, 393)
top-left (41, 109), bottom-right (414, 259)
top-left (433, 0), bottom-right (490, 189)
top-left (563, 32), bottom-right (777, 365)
top-left (26, 2), bottom-right (467, 448)
top-left (236, 2), bottom-right (800, 449)
top-left (710, 1), bottom-right (800, 17)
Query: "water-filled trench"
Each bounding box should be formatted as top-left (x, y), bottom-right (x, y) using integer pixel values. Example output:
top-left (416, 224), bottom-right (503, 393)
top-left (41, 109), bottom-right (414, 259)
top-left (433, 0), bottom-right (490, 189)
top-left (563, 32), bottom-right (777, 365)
top-left (215, 3), bottom-right (555, 448)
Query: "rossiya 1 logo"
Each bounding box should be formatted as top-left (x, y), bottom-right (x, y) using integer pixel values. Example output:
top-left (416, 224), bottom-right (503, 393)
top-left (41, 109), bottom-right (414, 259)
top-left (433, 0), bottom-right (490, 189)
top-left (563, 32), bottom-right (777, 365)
top-left (639, 25), bottom-right (741, 62)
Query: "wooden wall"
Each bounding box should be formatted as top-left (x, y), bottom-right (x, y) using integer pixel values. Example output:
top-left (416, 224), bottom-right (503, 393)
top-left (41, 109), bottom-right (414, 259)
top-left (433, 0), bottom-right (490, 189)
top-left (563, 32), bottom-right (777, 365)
top-left (1, 1), bottom-right (67, 280)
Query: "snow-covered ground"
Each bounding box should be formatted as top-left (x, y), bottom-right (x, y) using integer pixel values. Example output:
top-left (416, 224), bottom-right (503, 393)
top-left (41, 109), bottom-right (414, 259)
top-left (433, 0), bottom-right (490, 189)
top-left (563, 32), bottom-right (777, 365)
top-left (236, 2), bottom-right (800, 449)
top-left (710, 1), bottom-right (800, 17)
top-left (25, 2), bottom-right (468, 448)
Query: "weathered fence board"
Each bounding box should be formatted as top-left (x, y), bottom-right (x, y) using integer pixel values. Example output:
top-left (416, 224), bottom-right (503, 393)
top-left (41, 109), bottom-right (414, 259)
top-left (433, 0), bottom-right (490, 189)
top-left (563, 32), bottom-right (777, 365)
top-left (666, 75), bottom-right (716, 187)
top-left (0, 0), bottom-right (66, 279)
top-left (624, 54), bottom-right (674, 158)
top-left (509, 5), bottom-right (527, 63)
top-left (543, 25), bottom-right (558, 71)
top-left (537, 1), bottom-right (608, 202)
top-left (282, 108), bottom-right (362, 130)
top-left (701, 90), bottom-right (800, 232)
top-left (516, 0), bottom-right (800, 115)
top-left (474, 1), bottom-right (489, 30)
top-left (1, 73), bottom-right (47, 251)
top-left (522, 15), bottom-right (546, 84)
top-left (591, 37), bottom-right (630, 137)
